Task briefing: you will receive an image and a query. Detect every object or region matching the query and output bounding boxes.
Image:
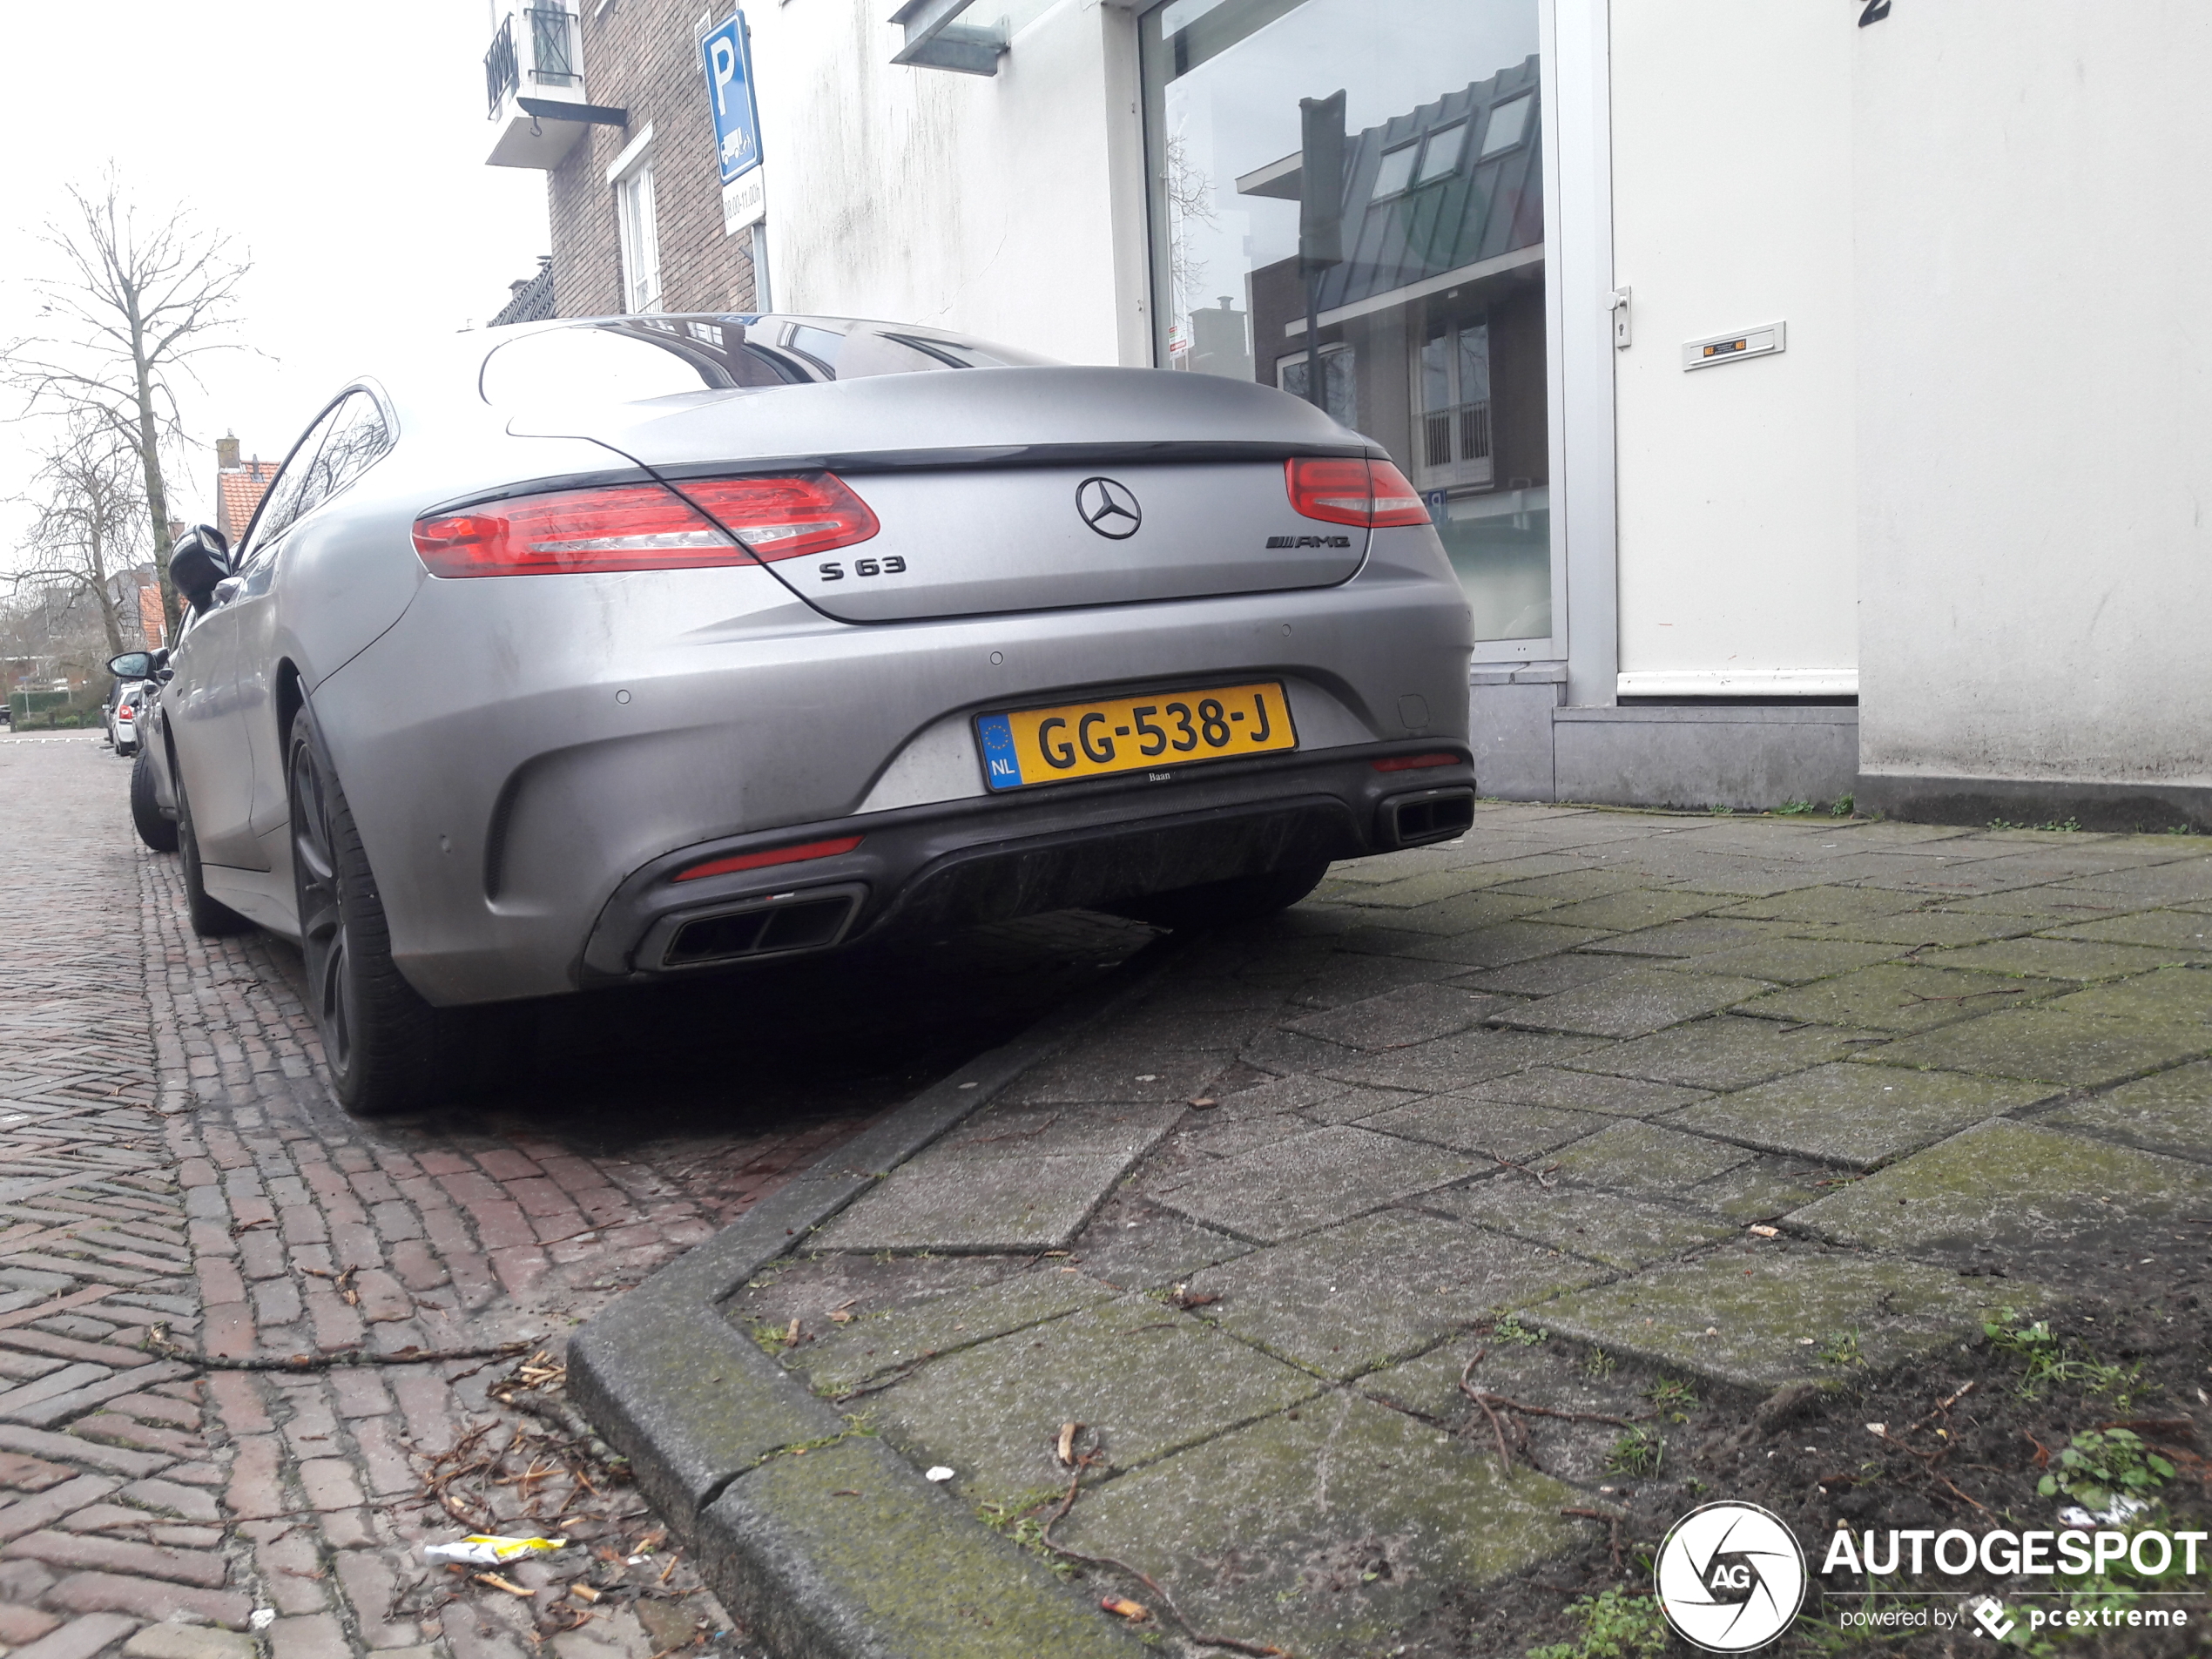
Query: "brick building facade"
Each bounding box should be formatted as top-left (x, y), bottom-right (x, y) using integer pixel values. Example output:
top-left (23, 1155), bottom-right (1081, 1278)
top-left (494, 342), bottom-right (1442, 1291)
top-left (538, 0), bottom-right (759, 319)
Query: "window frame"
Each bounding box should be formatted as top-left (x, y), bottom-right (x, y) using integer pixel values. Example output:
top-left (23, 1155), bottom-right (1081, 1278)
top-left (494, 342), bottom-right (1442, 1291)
top-left (608, 127), bottom-right (664, 316)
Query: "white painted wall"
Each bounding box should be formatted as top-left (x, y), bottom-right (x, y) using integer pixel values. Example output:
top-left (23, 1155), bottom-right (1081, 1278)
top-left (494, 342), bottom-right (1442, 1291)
top-left (740, 0), bottom-right (1147, 367)
top-left (1608, 2), bottom-right (1857, 696)
top-left (1856, 3), bottom-right (2212, 787)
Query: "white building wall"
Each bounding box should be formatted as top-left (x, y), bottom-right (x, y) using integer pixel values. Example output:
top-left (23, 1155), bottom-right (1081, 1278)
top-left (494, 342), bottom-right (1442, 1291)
top-left (1607, 1), bottom-right (1857, 698)
top-left (1856, 2), bottom-right (2212, 794)
top-left (741, 0), bottom-right (1145, 368)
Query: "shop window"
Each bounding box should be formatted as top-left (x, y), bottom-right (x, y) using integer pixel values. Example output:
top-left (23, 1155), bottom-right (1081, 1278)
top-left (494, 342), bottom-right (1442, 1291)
top-left (1142, 0), bottom-right (1552, 648)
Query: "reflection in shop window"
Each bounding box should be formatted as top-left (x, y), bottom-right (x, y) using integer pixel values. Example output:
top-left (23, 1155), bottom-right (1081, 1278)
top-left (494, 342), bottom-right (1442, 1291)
top-left (1142, 0), bottom-right (1553, 644)
top-left (1277, 344), bottom-right (1356, 430)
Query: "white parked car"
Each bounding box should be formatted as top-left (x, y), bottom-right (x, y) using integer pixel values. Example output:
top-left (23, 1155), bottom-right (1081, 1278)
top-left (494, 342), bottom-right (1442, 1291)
top-left (106, 683), bottom-right (148, 755)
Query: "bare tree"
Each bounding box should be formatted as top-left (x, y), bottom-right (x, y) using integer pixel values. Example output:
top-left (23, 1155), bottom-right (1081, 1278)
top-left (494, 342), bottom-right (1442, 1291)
top-left (8, 423), bottom-right (151, 664)
top-left (3, 174), bottom-right (249, 637)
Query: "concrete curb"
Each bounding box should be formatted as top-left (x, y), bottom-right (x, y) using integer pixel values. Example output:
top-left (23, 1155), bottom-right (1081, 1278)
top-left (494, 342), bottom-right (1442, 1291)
top-left (570, 939), bottom-right (1187, 1659)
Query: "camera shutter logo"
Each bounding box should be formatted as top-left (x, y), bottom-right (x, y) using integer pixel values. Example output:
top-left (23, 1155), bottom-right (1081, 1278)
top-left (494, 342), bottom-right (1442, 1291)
top-left (1654, 1501), bottom-right (1807, 1652)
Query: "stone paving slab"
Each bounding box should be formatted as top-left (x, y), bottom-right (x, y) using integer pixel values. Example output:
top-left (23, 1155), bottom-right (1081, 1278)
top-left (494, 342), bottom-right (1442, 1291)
top-left (1316, 1027), bottom-right (1605, 1092)
top-left (1184, 1209), bottom-right (1604, 1380)
top-left (807, 1101), bottom-right (1187, 1252)
top-left (1789, 1118), bottom-right (2212, 1258)
top-left (1055, 1389), bottom-right (1581, 1655)
top-left (1281, 983), bottom-right (1499, 1049)
top-left (2035, 1057), bottom-right (2212, 1163)
top-left (1531, 1246), bottom-right (2020, 1390)
top-left (863, 1293), bottom-right (1322, 1507)
top-left (1457, 1066), bottom-right (1712, 1118)
top-left (1145, 1125), bottom-right (1483, 1244)
top-left (1543, 1123), bottom-right (1757, 1199)
top-left (2044, 965), bottom-right (2212, 1023)
top-left (1386, 919), bottom-right (1611, 968)
top-left (1565, 1014), bottom-right (1888, 1090)
top-left (2047, 910), bottom-right (2212, 950)
top-left (1435, 1180), bottom-right (1740, 1271)
top-left (1355, 1096), bottom-right (1613, 1161)
top-left (1646, 936), bottom-right (1906, 984)
top-left (768, 1269), bottom-right (1114, 1399)
top-left (1867, 1007), bottom-right (2212, 1086)
top-left (1668, 1062), bottom-right (2051, 1170)
top-left (1735, 961), bottom-right (2050, 1033)
top-left (1920, 936), bottom-right (2204, 981)
top-left (1494, 967), bottom-right (1774, 1039)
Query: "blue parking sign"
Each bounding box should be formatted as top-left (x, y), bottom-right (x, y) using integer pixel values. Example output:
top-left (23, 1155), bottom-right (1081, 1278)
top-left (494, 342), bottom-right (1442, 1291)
top-left (700, 14), bottom-right (762, 186)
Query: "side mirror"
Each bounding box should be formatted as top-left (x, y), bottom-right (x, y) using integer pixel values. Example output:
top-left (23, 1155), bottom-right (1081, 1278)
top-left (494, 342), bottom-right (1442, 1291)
top-left (107, 651), bottom-right (155, 680)
top-left (168, 524), bottom-right (233, 610)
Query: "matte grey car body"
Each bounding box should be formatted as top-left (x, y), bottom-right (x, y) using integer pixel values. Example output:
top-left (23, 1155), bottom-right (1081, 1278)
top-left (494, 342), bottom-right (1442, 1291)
top-left (151, 314), bottom-right (1477, 1109)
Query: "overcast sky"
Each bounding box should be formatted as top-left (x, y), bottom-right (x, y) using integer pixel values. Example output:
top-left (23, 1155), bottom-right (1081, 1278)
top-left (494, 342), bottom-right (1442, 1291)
top-left (0, 3), bottom-right (550, 556)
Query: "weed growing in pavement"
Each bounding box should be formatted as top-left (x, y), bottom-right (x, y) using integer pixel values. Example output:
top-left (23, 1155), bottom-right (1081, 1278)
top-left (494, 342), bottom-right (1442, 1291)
top-left (1642, 1377), bottom-right (1696, 1421)
top-left (1582, 1347), bottom-right (1616, 1380)
top-left (1708, 805), bottom-right (1735, 816)
top-left (1830, 794), bottom-right (1854, 817)
top-left (1493, 1312), bottom-right (1548, 1346)
top-left (1775, 799), bottom-right (1816, 816)
top-left (1525, 1588), bottom-right (1669, 1659)
top-left (978, 1488), bottom-right (1081, 1575)
top-left (1984, 1308), bottom-right (2144, 1406)
top-left (1604, 1427), bottom-right (1664, 1477)
top-left (1817, 1329), bottom-right (1864, 1368)
top-left (2038, 1427), bottom-right (2175, 1512)
top-left (1987, 816), bottom-right (2082, 833)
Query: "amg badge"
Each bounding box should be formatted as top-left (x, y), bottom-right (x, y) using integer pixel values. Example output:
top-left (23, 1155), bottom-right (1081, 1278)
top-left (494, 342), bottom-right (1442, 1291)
top-left (1265, 534), bottom-right (1353, 549)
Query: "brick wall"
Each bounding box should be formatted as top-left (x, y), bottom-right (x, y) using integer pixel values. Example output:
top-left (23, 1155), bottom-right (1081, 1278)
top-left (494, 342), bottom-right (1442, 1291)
top-left (548, 0), bottom-right (759, 318)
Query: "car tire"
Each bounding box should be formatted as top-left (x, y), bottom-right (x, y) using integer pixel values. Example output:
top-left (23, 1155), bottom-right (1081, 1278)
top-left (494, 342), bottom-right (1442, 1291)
top-left (132, 749), bottom-right (179, 853)
top-left (1114, 859), bottom-right (1332, 930)
top-left (175, 769), bottom-right (253, 936)
top-left (287, 701), bottom-right (472, 1118)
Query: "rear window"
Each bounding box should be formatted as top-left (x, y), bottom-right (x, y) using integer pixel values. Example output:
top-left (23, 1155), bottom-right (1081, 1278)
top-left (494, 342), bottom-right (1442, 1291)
top-left (481, 314), bottom-right (1056, 415)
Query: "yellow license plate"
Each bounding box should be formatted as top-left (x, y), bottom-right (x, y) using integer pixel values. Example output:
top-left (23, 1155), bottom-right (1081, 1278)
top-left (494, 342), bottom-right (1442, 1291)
top-left (976, 681), bottom-right (1297, 792)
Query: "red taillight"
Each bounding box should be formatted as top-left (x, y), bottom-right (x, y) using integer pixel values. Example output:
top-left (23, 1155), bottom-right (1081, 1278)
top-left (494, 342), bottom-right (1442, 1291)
top-left (682, 475), bottom-right (880, 562)
top-left (1285, 457), bottom-right (1430, 529)
top-left (412, 474), bottom-right (878, 577)
top-left (117, 706), bottom-right (133, 721)
top-left (1372, 752), bottom-right (1459, 772)
top-left (673, 835), bottom-right (863, 883)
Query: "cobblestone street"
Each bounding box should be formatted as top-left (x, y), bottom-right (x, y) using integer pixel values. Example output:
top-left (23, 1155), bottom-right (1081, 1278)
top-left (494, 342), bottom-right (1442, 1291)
top-left (0, 733), bottom-right (1148, 1658)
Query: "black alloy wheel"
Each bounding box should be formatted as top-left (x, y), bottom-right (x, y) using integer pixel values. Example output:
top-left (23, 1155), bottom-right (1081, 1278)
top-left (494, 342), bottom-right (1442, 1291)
top-left (175, 768), bottom-right (253, 936)
top-left (131, 748), bottom-right (179, 853)
top-left (287, 700), bottom-right (464, 1117)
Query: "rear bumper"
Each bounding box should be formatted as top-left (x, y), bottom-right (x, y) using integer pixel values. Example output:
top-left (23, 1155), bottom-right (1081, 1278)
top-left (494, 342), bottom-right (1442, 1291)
top-left (577, 745), bottom-right (1475, 983)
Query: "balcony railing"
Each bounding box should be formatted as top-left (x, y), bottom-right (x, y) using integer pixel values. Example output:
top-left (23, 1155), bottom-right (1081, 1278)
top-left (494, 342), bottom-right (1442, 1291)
top-left (1423, 400), bottom-right (1493, 469)
top-left (484, 16), bottom-right (518, 118)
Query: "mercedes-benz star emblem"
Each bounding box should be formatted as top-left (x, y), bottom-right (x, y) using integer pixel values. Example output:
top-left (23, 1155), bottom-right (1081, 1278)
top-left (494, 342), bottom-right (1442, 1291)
top-left (1076, 476), bottom-right (1143, 540)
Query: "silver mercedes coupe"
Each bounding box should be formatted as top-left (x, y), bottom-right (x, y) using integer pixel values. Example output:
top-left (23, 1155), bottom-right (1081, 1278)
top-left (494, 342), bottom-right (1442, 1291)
top-left (121, 314), bottom-right (1477, 1116)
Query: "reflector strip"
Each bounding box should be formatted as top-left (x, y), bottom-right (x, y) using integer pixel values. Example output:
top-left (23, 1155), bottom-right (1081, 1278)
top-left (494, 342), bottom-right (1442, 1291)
top-left (672, 835), bottom-right (863, 882)
top-left (1372, 752), bottom-right (1460, 772)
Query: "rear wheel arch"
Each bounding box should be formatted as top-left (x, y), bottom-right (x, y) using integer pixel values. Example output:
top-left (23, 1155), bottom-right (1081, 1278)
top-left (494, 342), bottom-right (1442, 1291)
top-left (275, 661), bottom-right (307, 749)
